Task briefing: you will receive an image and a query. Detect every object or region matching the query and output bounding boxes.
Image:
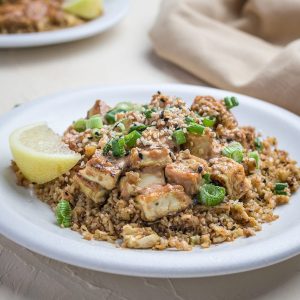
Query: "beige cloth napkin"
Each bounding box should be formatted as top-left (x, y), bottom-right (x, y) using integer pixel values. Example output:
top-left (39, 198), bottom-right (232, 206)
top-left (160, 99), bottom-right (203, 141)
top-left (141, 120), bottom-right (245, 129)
top-left (150, 0), bottom-right (300, 114)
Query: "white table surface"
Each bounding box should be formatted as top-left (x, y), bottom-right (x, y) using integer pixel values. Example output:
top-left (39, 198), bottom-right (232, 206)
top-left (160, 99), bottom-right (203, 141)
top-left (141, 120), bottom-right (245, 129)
top-left (1, 0), bottom-right (300, 299)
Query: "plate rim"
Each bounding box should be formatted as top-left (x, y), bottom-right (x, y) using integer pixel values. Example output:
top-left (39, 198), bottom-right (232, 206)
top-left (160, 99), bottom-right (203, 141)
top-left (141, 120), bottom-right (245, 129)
top-left (1, 83), bottom-right (300, 278)
top-left (0, 0), bottom-right (129, 48)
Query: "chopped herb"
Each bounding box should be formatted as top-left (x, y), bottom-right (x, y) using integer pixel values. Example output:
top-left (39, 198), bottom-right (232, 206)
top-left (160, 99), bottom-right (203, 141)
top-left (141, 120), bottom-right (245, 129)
top-left (73, 118), bottom-right (86, 132)
top-left (198, 184), bottom-right (226, 206)
top-left (129, 124), bottom-right (147, 133)
top-left (255, 137), bottom-right (263, 152)
top-left (224, 96), bottom-right (239, 110)
top-left (56, 200), bottom-right (72, 228)
top-left (112, 137), bottom-right (126, 157)
top-left (187, 123), bottom-right (205, 135)
top-left (203, 173), bottom-right (211, 183)
top-left (86, 115), bottom-right (103, 129)
top-left (185, 116), bottom-right (195, 124)
top-left (144, 109), bottom-right (154, 119)
top-left (124, 130), bottom-right (142, 148)
top-left (249, 151), bottom-right (260, 169)
top-left (222, 142), bottom-right (244, 163)
top-left (172, 129), bottom-right (186, 145)
top-left (102, 140), bottom-right (112, 155)
top-left (105, 108), bottom-right (126, 124)
top-left (203, 116), bottom-right (216, 128)
top-left (91, 128), bottom-right (101, 139)
top-left (274, 182), bottom-right (288, 195)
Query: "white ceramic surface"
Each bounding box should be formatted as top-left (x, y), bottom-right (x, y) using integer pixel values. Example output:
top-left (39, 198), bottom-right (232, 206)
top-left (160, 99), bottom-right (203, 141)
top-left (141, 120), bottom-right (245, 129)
top-left (0, 0), bottom-right (129, 48)
top-left (0, 84), bottom-right (299, 278)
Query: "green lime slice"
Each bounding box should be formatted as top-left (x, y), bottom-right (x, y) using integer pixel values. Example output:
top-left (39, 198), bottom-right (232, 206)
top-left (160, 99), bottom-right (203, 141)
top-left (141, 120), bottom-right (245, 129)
top-left (63, 0), bottom-right (103, 20)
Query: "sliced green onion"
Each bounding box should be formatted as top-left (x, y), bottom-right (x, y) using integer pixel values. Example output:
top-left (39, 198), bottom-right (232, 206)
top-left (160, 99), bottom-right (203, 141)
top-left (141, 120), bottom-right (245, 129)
top-left (187, 123), bottom-right (205, 135)
top-left (115, 102), bottom-right (134, 111)
top-left (275, 182), bottom-right (288, 195)
top-left (224, 96), bottom-right (239, 110)
top-left (115, 102), bottom-right (142, 112)
top-left (231, 150), bottom-right (243, 163)
top-left (172, 129), bottom-right (186, 145)
top-left (249, 151), bottom-right (260, 169)
top-left (198, 184), bottom-right (226, 206)
top-left (222, 142), bottom-right (244, 163)
top-left (112, 137), bottom-right (126, 157)
top-left (74, 118), bottom-right (86, 132)
top-left (203, 116), bottom-right (216, 128)
top-left (115, 122), bottom-right (126, 133)
top-left (56, 200), bottom-right (72, 228)
top-left (124, 130), bottom-right (142, 148)
top-left (185, 116), bottom-right (195, 124)
top-left (102, 140), bottom-right (112, 155)
top-left (86, 115), bottom-right (103, 129)
top-left (105, 108), bottom-right (126, 124)
top-left (144, 109), bottom-right (154, 119)
top-left (92, 128), bottom-right (102, 139)
top-left (129, 124), bottom-right (147, 133)
top-left (203, 173), bottom-right (211, 183)
top-left (254, 137), bottom-right (263, 152)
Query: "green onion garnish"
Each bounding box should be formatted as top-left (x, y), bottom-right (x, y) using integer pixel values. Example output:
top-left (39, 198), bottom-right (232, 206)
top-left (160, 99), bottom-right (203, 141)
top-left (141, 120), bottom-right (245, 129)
top-left (198, 184), bottom-right (226, 206)
top-left (102, 140), bottom-right (112, 155)
top-left (112, 137), bottom-right (126, 157)
top-left (144, 109), bottom-right (154, 119)
top-left (203, 173), bottom-right (211, 183)
top-left (105, 102), bottom-right (143, 124)
top-left (105, 108), bottom-right (127, 124)
top-left (254, 137), bottom-right (263, 152)
top-left (203, 116), bottom-right (216, 128)
top-left (74, 118), bottom-right (86, 132)
top-left (187, 123), bottom-right (205, 135)
top-left (172, 129), bottom-right (186, 145)
top-left (185, 116), bottom-right (195, 124)
top-left (274, 182), bottom-right (288, 195)
top-left (92, 128), bottom-right (101, 139)
top-left (129, 124), bottom-right (147, 133)
top-left (56, 200), bottom-right (72, 228)
top-left (124, 130), bottom-right (142, 148)
top-left (249, 151), bottom-right (260, 169)
top-left (222, 142), bottom-right (244, 163)
top-left (86, 115), bottom-right (103, 129)
top-left (224, 96), bottom-right (239, 110)
top-left (115, 122), bottom-right (126, 133)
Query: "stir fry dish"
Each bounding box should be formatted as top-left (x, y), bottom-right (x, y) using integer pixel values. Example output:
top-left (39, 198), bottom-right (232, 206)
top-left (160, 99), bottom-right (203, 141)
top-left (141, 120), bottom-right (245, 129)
top-left (10, 92), bottom-right (300, 250)
top-left (0, 0), bottom-right (103, 34)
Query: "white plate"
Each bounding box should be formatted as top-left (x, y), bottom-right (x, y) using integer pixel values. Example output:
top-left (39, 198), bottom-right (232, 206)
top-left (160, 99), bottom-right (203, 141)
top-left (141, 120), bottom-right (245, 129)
top-left (0, 0), bottom-right (129, 48)
top-left (0, 84), bottom-right (300, 278)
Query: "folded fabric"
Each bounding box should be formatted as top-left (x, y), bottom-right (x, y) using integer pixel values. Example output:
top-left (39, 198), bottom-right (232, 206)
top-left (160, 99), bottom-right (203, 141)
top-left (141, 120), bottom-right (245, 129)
top-left (150, 0), bottom-right (300, 114)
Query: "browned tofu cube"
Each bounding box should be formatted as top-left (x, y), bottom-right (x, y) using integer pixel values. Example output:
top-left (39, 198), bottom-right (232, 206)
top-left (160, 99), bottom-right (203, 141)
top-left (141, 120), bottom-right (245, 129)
top-left (135, 184), bottom-right (192, 221)
top-left (210, 157), bottom-right (250, 199)
top-left (87, 100), bottom-right (111, 118)
top-left (185, 130), bottom-right (216, 160)
top-left (165, 152), bottom-right (209, 195)
top-left (120, 167), bottom-right (166, 200)
top-left (130, 147), bottom-right (172, 168)
top-left (79, 155), bottom-right (126, 190)
top-left (74, 174), bottom-right (107, 204)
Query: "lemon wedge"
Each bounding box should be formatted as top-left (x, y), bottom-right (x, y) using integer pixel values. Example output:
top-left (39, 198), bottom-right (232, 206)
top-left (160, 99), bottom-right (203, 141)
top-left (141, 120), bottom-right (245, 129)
top-left (63, 0), bottom-right (103, 20)
top-left (9, 123), bottom-right (81, 184)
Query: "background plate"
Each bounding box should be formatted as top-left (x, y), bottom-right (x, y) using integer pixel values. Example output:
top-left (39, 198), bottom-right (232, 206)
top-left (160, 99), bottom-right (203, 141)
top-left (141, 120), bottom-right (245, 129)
top-left (0, 0), bottom-right (129, 48)
top-left (0, 84), bottom-right (299, 278)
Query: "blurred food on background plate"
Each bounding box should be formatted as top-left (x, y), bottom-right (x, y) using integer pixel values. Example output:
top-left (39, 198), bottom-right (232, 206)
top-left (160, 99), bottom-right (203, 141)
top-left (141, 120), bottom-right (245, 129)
top-left (0, 0), bottom-right (103, 33)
